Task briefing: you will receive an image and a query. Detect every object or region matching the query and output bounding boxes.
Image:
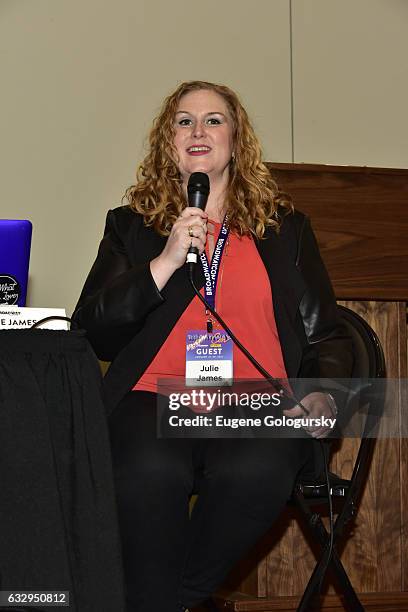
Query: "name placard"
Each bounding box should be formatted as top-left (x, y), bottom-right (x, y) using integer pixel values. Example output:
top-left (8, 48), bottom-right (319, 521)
top-left (0, 306), bottom-right (69, 330)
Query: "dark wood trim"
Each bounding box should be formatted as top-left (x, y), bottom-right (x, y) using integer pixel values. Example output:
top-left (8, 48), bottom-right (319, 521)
top-left (267, 162), bottom-right (408, 176)
top-left (206, 590), bottom-right (408, 611)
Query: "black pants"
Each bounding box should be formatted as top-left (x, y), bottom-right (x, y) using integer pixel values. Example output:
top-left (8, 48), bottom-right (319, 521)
top-left (109, 391), bottom-right (313, 612)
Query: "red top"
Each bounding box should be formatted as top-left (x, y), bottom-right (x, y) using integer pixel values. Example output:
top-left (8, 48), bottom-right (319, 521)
top-left (133, 221), bottom-right (287, 393)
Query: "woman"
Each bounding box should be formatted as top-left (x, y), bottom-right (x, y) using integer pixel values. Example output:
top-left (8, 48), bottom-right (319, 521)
top-left (73, 81), bottom-right (352, 612)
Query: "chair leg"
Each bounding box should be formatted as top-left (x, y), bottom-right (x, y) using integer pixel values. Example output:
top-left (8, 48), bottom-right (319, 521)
top-left (293, 490), bottom-right (365, 611)
top-left (311, 516), bottom-right (365, 607)
top-left (296, 542), bottom-right (365, 612)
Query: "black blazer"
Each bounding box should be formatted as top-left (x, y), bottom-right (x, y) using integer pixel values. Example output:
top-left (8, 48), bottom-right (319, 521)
top-left (73, 206), bottom-right (353, 412)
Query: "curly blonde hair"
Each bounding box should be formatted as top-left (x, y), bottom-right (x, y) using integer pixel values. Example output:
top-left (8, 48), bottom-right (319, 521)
top-left (124, 81), bottom-right (292, 237)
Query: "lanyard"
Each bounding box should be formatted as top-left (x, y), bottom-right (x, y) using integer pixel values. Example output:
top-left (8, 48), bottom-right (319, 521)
top-left (200, 216), bottom-right (230, 328)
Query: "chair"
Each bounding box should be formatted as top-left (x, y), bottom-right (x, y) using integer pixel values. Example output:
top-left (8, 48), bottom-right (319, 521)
top-left (292, 305), bottom-right (386, 611)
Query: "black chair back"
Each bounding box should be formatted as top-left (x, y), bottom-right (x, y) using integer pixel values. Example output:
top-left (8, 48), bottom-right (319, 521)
top-left (294, 306), bottom-right (386, 612)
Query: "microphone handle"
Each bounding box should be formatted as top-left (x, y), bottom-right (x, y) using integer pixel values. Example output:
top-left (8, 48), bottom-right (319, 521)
top-left (188, 191), bottom-right (207, 210)
top-left (186, 190), bottom-right (207, 263)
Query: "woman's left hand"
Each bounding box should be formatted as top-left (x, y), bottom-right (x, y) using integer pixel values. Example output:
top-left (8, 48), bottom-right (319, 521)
top-left (283, 392), bottom-right (337, 439)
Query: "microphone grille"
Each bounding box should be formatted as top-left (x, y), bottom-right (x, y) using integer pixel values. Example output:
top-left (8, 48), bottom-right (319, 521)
top-left (187, 172), bottom-right (210, 195)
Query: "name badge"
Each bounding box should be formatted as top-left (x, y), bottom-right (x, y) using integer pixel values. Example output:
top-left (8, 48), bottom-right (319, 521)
top-left (186, 329), bottom-right (233, 386)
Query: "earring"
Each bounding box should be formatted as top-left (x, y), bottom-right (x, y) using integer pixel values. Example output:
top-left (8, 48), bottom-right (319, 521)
top-left (231, 152), bottom-right (236, 162)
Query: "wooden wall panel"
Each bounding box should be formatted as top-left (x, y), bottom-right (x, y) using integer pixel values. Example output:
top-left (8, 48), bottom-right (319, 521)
top-left (267, 163), bottom-right (408, 301)
top-left (222, 301), bottom-right (407, 605)
top-left (334, 301), bottom-right (405, 594)
top-left (400, 303), bottom-right (408, 591)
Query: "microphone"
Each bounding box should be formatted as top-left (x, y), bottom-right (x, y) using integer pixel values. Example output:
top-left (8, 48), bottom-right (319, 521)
top-left (186, 172), bottom-right (210, 264)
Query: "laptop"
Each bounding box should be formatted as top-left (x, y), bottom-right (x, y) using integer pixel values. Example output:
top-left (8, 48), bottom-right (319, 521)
top-left (0, 220), bottom-right (33, 306)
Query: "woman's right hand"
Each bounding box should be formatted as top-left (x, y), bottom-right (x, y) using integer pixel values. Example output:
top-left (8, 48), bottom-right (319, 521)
top-left (150, 207), bottom-right (208, 291)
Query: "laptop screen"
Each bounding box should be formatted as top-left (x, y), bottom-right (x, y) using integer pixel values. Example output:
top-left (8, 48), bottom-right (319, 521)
top-left (0, 220), bottom-right (33, 306)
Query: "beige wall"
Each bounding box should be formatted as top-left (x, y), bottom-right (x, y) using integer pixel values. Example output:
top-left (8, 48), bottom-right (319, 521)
top-left (292, 0), bottom-right (408, 167)
top-left (0, 0), bottom-right (407, 313)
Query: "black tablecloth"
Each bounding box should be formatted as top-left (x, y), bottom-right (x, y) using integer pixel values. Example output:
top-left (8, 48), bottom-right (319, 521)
top-left (0, 330), bottom-right (125, 611)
